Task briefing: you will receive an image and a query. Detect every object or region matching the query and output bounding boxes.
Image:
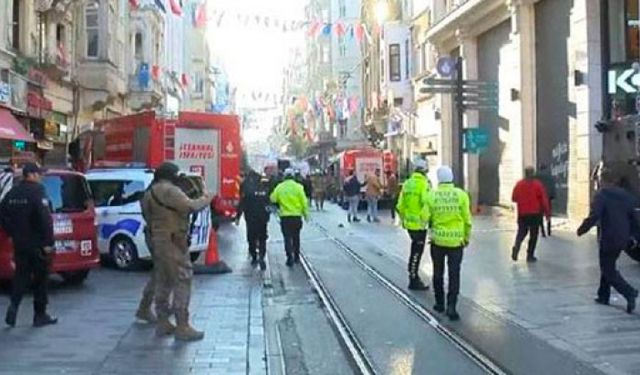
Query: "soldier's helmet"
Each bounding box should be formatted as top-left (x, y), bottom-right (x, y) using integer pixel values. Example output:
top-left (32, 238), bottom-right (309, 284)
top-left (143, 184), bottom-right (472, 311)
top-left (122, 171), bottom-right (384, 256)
top-left (155, 162), bottom-right (180, 182)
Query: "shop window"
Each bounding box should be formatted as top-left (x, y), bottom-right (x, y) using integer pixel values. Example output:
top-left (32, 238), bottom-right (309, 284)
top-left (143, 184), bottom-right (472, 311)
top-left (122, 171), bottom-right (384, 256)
top-left (389, 44), bottom-right (401, 81)
top-left (609, 0), bottom-right (640, 63)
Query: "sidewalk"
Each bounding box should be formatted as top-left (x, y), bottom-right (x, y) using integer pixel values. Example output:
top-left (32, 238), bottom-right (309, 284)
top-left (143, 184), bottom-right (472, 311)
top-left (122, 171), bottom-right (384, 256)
top-left (0, 225), bottom-right (266, 375)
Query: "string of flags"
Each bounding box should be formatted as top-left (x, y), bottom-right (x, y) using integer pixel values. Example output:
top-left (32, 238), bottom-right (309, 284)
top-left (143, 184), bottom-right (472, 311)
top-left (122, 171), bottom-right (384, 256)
top-left (207, 9), bottom-right (378, 43)
top-left (129, 0), bottom-right (207, 29)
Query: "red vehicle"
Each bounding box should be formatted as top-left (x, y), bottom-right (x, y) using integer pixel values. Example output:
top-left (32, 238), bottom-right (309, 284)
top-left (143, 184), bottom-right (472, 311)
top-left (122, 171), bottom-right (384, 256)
top-left (81, 111), bottom-right (241, 218)
top-left (329, 147), bottom-right (397, 204)
top-left (0, 169), bottom-right (100, 283)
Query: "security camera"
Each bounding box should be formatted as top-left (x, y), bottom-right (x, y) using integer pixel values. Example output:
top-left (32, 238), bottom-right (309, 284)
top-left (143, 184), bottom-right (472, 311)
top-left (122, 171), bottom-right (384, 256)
top-left (595, 120), bottom-right (611, 133)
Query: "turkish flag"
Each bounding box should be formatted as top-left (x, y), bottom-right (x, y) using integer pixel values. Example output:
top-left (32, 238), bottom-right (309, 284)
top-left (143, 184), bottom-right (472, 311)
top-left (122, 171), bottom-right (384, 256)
top-left (152, 65), bottom-right (161, 80)
top-left (181, 73), bottom-right (189, 87)
top-left (194, 3), bottom-right (207, 28)
top-left (169, 0), bottom-right (182, 16)
top-left (128, 0), bottom-right (139, 9)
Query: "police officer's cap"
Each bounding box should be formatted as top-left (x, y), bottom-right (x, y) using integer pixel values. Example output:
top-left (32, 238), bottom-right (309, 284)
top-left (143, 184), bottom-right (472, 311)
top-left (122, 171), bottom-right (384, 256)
top-left (155, 162), bottom-right (180, 181)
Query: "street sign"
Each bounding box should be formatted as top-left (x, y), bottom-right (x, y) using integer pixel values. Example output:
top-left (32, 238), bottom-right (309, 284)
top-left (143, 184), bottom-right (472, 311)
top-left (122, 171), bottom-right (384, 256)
top-left (419, 87), bottom-right (457, 94)
top-left (437, 57), bottom-right (457, 78)
top-left (422, 77), bottom-right (456, 85)
top-left (463, 128), bottom-right (490, 153)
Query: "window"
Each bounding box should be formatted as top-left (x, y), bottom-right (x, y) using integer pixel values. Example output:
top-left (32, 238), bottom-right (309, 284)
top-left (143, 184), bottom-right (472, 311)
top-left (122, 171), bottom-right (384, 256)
top-left (11, 0), bottom-right (20, 50)
top-left (89, 180), bottom-right (146, 207)
top-left (339, 0), bottom-right (346, 17)
top-left (405, 39), bottom-right (410, 79)
top-left (339, 36), bottom-right (346, 57)
top-left (134, 32), bottom-right (143, 60)
top-left (42, 175), bottom-right (92, 213)
top-left (322, 44), bottom-right (330, 63)
top-left (389, 44), bottom-right (401, 81)
top-left (421, 41), bottom-right (428, 73)
top-left (85, 1), bottom-right (99, 58)
top-left (609, 0), bottom-right (640, 63)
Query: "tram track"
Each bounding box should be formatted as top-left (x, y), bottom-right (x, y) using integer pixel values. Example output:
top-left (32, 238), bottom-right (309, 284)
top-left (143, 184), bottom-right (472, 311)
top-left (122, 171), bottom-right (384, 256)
top-left (299, 220), bottom-right (507, 375)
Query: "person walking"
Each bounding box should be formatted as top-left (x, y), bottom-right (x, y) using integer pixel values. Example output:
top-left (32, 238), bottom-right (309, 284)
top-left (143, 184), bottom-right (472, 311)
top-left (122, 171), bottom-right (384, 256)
top-left (270, 168), bottom-right (309, 267)
top-left (343, 170), bottom-right (363, 223)
top-left (303, 174), bottom-right (314, 207)
top-left (366, 169), bottom-right (383, 222)
top-left (311, 172), bottom-right (328, 211)
top-left (424, 166), bottom-right (472, 321)
top-left (535, 164), bottom-right (556, 237)
top-left (577, 168), bottom-right (639, 313)
top-left (511, 167), bottom-right (551, 262)
top-left (396, 160), bottom-right (431, 290)
top-left (1, 163), bottom-right (57, 328)
top-left (237, 173), bottom-right (272, 271)
top-left (143, 162), bottom-right (213, 341)
top-left (386, 171), bottom-right (399, 223)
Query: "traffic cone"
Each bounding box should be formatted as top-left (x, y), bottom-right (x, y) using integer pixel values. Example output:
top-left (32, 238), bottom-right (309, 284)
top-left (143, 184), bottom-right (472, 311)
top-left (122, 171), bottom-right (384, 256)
top-left (194, 229), bottom-right (231, 274)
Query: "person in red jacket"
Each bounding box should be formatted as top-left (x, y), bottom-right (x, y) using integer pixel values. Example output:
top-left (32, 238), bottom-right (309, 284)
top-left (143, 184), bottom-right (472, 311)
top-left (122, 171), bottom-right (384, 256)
top-left (511, 167), bottom-right (551, 262)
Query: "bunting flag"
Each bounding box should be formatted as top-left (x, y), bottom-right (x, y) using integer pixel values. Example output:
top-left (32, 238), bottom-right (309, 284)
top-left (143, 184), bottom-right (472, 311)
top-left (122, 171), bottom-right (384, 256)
top-left (321, 23), bottom-right (332, 36)
top-left (138, 63), bottom-right (150, 89)
top-left (193, 3), bottom-right (207, 28)
top-left (169, 0), bottom-right (182, 16)
top-left (181, 73), bottom-right (190, 87)
top-left (151, 65), bottom-right (162, 80)
top-left (154, 0), bottom-right (166, 13)
top-left (128, 0), bottom-right (139, 9)
top-left (355, 23), bottom-right (364, 43)
top-left (307, 21), bottom-right (321, 37)
top-left (334, 21), bottom-right (345, 37)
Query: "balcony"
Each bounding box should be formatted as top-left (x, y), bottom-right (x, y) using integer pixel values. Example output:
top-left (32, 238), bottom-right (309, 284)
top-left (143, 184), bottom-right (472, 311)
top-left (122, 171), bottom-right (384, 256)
top-left (40, 45), bottom-right (71, 81)
top-left (127, 73), bottom-right (164, 112)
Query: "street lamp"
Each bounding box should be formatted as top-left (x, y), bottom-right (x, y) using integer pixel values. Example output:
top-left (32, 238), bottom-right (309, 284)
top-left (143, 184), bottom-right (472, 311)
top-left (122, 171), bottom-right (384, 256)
top-left (375, 0), bottom-right (388, 25)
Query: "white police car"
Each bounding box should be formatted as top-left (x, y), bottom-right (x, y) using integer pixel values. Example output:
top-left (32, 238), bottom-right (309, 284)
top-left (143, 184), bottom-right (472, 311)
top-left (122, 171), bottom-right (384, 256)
top-left (86, 168), bottom-right (211, 270)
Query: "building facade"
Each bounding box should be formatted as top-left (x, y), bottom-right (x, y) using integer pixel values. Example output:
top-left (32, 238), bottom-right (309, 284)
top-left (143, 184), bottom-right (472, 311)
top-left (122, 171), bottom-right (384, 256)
top-left (387, 0), bottom-right (609, 219)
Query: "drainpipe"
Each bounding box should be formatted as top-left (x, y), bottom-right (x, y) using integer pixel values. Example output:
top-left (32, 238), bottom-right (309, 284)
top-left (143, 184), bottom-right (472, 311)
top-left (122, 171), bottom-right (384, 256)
top-left (600, 0), bottom-right (610, 120)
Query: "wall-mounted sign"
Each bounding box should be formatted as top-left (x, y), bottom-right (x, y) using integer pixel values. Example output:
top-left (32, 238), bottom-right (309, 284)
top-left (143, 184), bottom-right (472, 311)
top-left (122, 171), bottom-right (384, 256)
top-left (608, 68), bottom-right (640, 94)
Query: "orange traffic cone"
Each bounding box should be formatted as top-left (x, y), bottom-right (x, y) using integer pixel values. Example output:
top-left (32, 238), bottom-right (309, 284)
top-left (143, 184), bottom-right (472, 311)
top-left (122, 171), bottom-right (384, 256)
top-left (195, 228), bottom-right (231, 274)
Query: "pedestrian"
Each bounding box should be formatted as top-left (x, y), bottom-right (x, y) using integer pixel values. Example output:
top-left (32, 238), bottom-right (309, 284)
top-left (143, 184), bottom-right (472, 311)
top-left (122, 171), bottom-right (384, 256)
top-left (1, 162), bottom-right (57, 328)
top-left (535, 164), bottom-right (556, 237)
top-left (142, 162), bottom-right (213, 341)
top-left (511, 167), bottom-right (551, 262)
top-left (366, 169), bottom-right (383, 222)
top-left (343, 170), bottom-right (363, 222)
top-left (396, 159), bottom-right (431, 290)
top-left (270, 168), bottom-right (309, 267)
top-left (424, 166), bottom-right (472, 321)
top-left (386, 171), bottom-right (399, 222)
top-left (311, 172), bottom-right (328, 211)
top-left (0, 165), bottom-right (14, 202)
top-left (239, 171), bottom-right (260, 258)
top-left (577, 167), bottom-right (639, 313)
top-left (236, 173), bottom-right (272, 271)
top-left (303, 174), bottom-right (313, 206)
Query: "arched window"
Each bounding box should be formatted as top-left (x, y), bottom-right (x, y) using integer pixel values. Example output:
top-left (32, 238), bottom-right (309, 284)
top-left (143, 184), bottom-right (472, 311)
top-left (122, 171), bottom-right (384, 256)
top-left (85, 1), bottom-right (99, 58)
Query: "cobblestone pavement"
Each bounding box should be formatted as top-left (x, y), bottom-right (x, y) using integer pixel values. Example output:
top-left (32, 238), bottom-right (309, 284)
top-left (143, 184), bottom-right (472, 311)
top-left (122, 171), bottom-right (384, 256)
top-left (0, 225), bottom-right (266, 375)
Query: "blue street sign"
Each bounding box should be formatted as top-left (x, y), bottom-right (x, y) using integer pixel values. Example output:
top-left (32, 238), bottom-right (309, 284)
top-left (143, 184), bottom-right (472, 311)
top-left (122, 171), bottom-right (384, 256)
top-left (437, 57), bottom-right (456, 78)
top-left (463, 128), bottom-right (490, 154)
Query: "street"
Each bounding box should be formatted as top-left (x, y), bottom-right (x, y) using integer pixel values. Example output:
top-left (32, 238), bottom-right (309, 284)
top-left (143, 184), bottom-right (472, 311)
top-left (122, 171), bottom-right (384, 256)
top-left (2, 205), bottom-right (640, 374)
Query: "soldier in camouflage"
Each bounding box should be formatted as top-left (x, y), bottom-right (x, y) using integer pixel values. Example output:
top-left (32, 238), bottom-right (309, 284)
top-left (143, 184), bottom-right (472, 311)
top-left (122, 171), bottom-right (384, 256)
top-left (141, 162), bottom-right (213, 341)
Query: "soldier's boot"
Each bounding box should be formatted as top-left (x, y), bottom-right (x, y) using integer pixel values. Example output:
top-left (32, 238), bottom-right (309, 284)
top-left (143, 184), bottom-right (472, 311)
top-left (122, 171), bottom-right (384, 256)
top-left (135, 295), bottom-right (157, 323)
top-left (155, 316), bottom-right (177, 337)
top-left (175, 311), bottom-right (204, 342)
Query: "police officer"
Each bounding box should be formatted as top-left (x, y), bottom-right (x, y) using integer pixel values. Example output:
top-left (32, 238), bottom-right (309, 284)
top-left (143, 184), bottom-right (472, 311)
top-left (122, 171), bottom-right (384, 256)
top-left (396, 159), bottom-right (431, 290)
top-left (577, 168), bottom-right (639, 313)
top-left (1, 163), bottom-right (57, 327)
top-left (237, 173), bottom-right (272, 271)
top-left (270, 168), bottom-right (309, 267)
top-left (142, 162), bottom-right (213, 341)
top-left (424, 166), bottom-right (472, 321)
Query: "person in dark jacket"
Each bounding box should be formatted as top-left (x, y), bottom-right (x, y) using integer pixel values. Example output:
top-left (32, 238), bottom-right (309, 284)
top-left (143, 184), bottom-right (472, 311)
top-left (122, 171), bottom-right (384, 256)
top-left (237, 174), bottom-right (272, 270)
top-left (535, 164), bottom-right (556, 237)
top-left (0, 163), bottom-right (57, 327)
top-left (577, 168), bottom-right (639, 313)
top-left (511, 167), bottom-right (551, 262)
top-left (343, 170), bottom-right (363, 222)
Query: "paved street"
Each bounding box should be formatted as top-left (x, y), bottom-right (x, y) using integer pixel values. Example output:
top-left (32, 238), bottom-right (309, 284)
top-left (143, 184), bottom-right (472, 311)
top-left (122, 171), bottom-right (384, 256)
top-left (0, 227), bottom-right (266, 375)
top-left (3, 204), bottom-right (640, 374)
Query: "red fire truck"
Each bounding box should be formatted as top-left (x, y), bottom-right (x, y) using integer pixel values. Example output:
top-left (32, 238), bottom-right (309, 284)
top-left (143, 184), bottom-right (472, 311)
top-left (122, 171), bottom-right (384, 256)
top-left (76, 111), bottom-right (241, 218)
top-left (329, 147), bottom-right (397, 204)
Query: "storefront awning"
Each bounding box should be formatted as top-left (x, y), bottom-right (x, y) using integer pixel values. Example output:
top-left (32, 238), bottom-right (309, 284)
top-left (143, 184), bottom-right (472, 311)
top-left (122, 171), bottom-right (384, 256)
top-left (0, 108), bottom-right (34, 142)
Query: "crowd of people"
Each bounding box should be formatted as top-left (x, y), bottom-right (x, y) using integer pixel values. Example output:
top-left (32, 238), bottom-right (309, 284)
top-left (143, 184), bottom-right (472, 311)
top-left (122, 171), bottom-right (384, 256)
top-left (1, 157), bottom-right (638, 338)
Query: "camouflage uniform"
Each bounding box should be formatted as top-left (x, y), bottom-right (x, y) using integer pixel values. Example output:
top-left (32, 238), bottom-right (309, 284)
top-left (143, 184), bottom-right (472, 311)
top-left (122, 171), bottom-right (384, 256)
top-left (142, 180), bottom-right (210, 339)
